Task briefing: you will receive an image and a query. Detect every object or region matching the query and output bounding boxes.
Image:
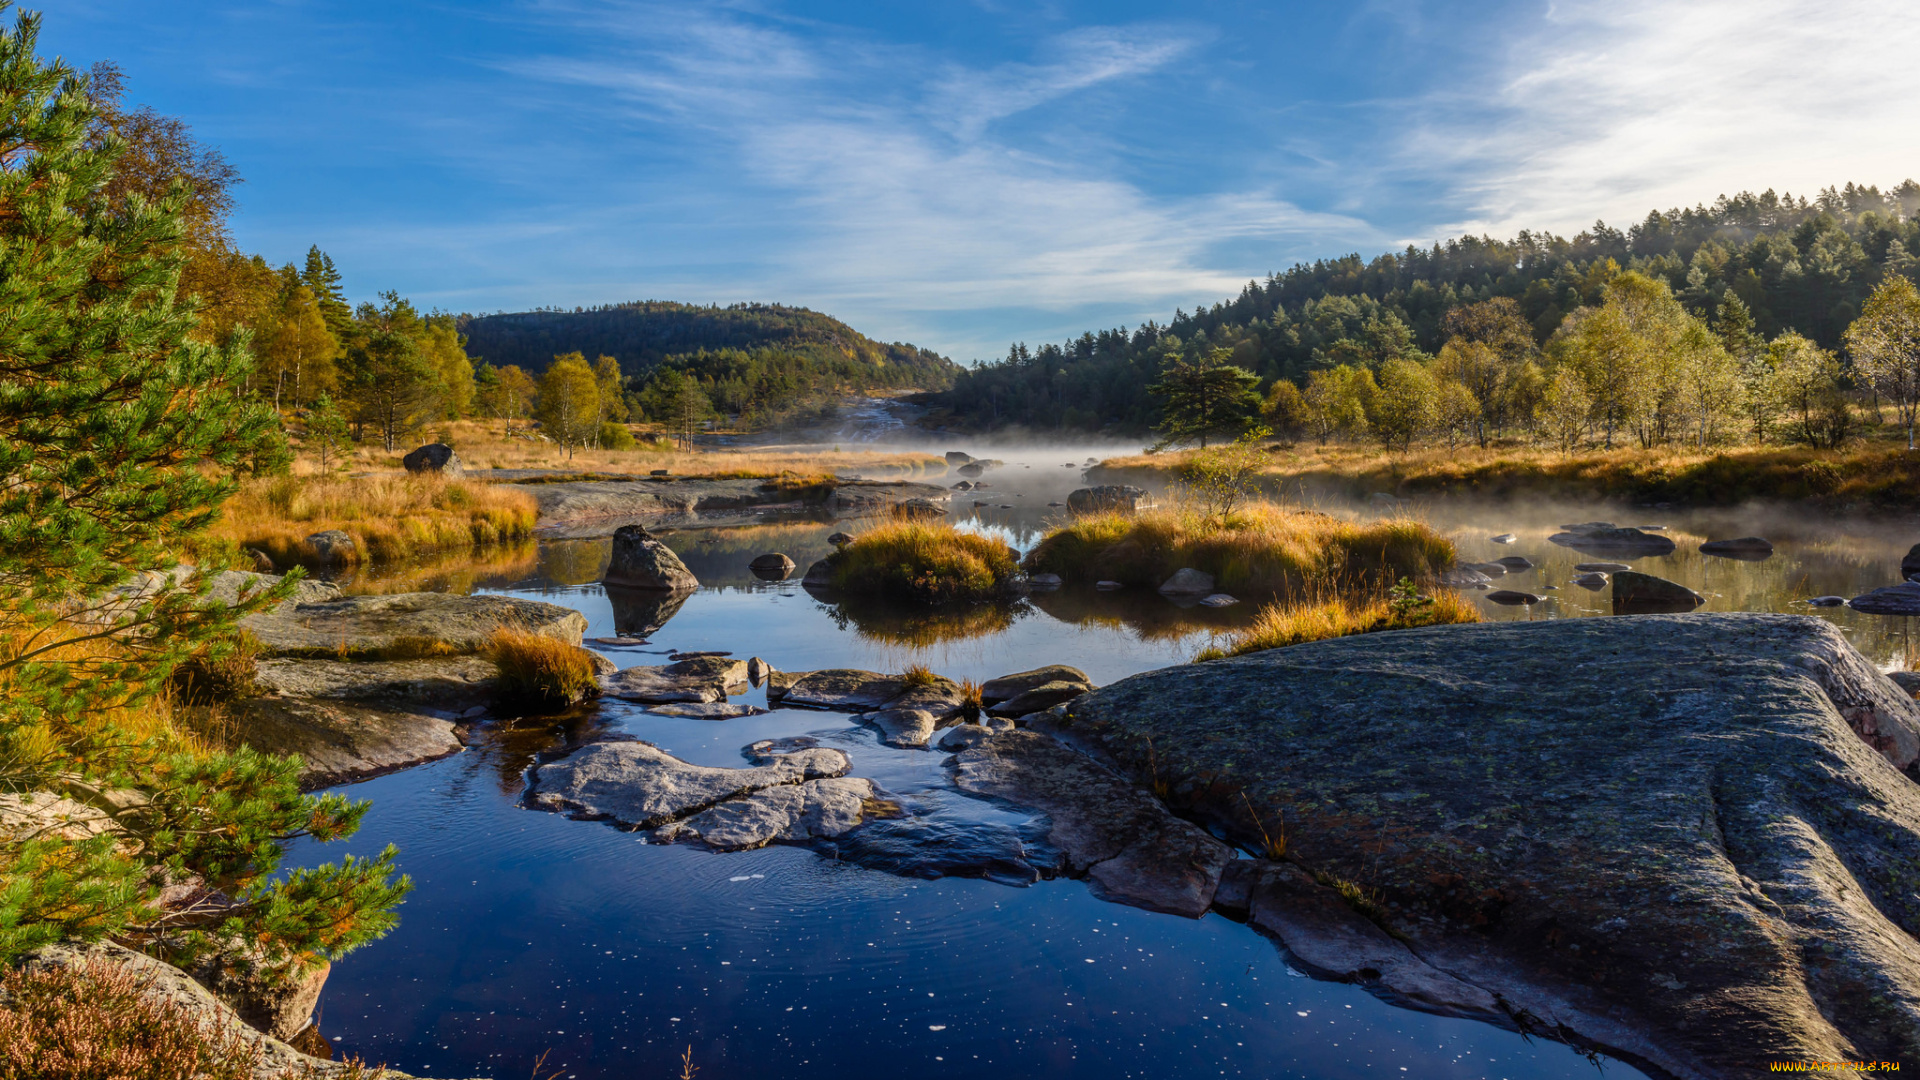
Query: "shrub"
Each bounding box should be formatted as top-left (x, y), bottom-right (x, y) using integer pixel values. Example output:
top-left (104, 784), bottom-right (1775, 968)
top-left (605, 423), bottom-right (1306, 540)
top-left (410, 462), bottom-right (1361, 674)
top-left (827, 522), bottom-right (1020, 603)
top-left (598, 421), bottom-right (637, 450)
top-left (485, 628), bottom-right (603, 709)
top-left (0, 958), bottom-right (262, 1080)
top-left (899, 663), bottom-right (940, 688)
top-left (1194, 585), bottom-right (1480, 661)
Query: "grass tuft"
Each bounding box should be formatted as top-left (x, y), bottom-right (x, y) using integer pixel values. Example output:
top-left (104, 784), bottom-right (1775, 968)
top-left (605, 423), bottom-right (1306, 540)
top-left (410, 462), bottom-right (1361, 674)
top-left (484, 628), bottom-right (603, 710)
top-left (1196, 586), bottom-right (1480, 661)
top-left (827, 521), bottom-right (1020, 603)
top-left (899, 663), bottom-right (941, 688)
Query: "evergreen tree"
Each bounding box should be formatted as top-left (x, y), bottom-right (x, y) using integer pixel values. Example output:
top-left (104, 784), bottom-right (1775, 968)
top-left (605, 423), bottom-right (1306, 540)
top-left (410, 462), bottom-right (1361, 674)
top-left (0, 6), bottom-right (404, 973)
top-left (339, 328), bottom-right (441, 451)
top-left (1148, 347), bottom-right (1259, 448)
top-left (301, 246), bottom-right (352, 337)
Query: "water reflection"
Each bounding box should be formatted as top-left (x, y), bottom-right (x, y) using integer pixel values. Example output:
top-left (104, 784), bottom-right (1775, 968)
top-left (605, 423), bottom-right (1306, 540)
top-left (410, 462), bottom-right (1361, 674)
top-left (814, 592), bottom-right (1031, 647)
top-left (605, 585), bottom-right (694, 638)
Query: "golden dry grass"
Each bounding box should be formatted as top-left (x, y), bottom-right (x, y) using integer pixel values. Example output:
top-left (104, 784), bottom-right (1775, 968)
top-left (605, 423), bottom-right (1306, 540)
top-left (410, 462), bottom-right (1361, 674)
top-left (368, 420), bottom-right (946, 478)
top-left (1195, 587), bottom-right (1481, 661)
top-left (1025, 501), bottom-right (1456, 597)
top-left (1096, 441), bottom-right (1920, 507)
top-left (484, 628), bottom-right (602, 709)
top-left (827, 521), bottom-right (1021, 602)
top-left (0, 628), bottom-right (227, 764)
top-left (208, 472), bottom-right (538, 568)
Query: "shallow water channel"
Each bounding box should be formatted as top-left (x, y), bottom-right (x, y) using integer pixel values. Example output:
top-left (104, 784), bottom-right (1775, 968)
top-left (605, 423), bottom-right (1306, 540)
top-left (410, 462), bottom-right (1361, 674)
top-left (291, 451), bottom-right (1920, 1079)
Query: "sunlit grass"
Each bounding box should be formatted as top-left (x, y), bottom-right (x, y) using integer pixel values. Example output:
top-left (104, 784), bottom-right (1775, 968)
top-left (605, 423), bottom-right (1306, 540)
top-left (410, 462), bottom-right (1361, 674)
top-left (1194, 586), bottom-right (1480, 661)
top-left (484, 628), bottom-right (603, 709)
top-left (396, 420), bottom-right (945, 477)
top-left (207, 473), bottom-right (538, 568)
top-left (826, 520), bottom-right (1020, 603)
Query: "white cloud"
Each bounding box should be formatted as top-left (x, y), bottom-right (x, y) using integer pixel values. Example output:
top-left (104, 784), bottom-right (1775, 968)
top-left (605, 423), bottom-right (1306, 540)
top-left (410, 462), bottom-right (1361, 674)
top-left (1423, 0), bottom-right (1920, 238)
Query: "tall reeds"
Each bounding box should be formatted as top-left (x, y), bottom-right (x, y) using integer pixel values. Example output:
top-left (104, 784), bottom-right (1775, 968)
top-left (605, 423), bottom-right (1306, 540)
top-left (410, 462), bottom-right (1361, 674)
top-left (207, 473), bottom-right (538, 568)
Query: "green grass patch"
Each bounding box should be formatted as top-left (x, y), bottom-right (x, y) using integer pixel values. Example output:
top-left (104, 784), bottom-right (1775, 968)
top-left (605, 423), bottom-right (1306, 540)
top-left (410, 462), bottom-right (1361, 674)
top-left (825, 521), bottom-right (1020, 603)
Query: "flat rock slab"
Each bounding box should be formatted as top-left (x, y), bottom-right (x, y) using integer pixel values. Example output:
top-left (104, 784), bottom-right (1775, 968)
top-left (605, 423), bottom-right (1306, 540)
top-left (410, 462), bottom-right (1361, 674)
top-left (242, 592), bottom-right (587, 659)
top-left (981, 665), bottom-right (1091, 705)
top-left (1054, 613), bottom-right (1920, 1075)
top-left (1548, 526), bottom-right (1676, 556)
top-left (528, 740), bottom-right (850, 829)
top-left (231, 695), bottom-right (466, 789)
top-left (1851, 582), bottom-right (1920, 616)
top-left (987, 680), bottom-right (1092, 718)
top-left (253, 656), bottom-right (500, 713)
top-left (948, 730), bottom-right (1232, 917)
top-left (647, 702), bottom-right (769, 719)
top-left (780, 669), bottom-right (908, 710)
top-left (654, 777), bottom-right (878, 850)
top-left (862, 707), bottom-right (940, 749)
top-left (601, 656), bottom-right (749, 704)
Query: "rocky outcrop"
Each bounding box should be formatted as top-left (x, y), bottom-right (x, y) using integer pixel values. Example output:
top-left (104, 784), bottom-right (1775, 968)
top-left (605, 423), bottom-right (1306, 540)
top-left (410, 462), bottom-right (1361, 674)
top-left (1611, 570), bottom-right (1705, 613)
top-left (232, 695), bottom-right (470, 788)
top-left (653, 777), bottom-right (878, 849)
top-left (980, 665), bottom-right (1090, 705)
top-left (241, 592), bottom-right (586, 659)
top-left (600, 656), bottom-right (749, 704)
top-left (401, 442), bottom-right (462, 475)
top-left (1067, 485), bottom-right (1153, 514)
top-left (778, 669), bottom-right (908, 710)
top-left (603, 524), bottom-right (699, 591)
top-left (949, 730), bottom-right (1233, 917)
top-left (1850, 581), bottom-right (1920, 616)
top-left (1904, 542), bottom-right (1920, 581)
top-left (1049, 613), bottom-right (1920, 1076)
top-left (528, 739), bottom-right (851, 830)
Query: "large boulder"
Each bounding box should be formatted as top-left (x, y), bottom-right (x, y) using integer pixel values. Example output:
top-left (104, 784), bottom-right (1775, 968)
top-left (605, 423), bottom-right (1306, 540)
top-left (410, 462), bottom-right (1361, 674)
top-left (602, 524), bottom-right (698, 591)
top-left (1157, 568), bottom-right (1215, 596)
top-left (980, 664), bottom-right (1090, 705)
top-left (986, 680), bottom-right (1091, 718)
top-left (1851, 581), bottom-right (1920, 616)
top-left (1051, 614), bottom-right (1920, 1075)
top-left (240, 592), bottom-right (587, 659)
top-left (304, 529), bottom-right (356, 565)
top-left (749, 553), bottom-right (796, 580)
top-left (1066, 485), bottom-right (1153, 514)
top-left (1611, 570), bottom-right (1705, 613)
top-left (944, 451), bottom-right (974, 465)
top-left (401, 442), bottom-right (462, 475)
top-left (528, 739), bottom-right (850, 829)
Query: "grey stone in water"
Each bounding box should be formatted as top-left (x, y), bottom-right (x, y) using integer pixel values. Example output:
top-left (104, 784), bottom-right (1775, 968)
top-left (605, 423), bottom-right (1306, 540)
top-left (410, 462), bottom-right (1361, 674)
top-left (1199, 593), bottom-right (1239, 608)
top-left (827, 531), bottom-right (855, 546)
top-left (800, 558), bottom-right (835, 589)
top-left (948, 730), bottom-right (1233, 917)
top-left (304, 529), bottom-right (356, 564)
top-left (529, 739), bottom-right (851, 829)
top-left (600, 656), bottom-right (748, 704)
top-left (1436, 567), bottom-right (1492, 588)
top-left (746, 656), bottom-right (772, 686)
top-left (764, 669), bottom-right (803, 704)
top-left (201, 569), bottom-right (341, 614)
top-left (944, 451), bottom-right (973, 465)
top-left (1027, 573), bottom-right (1063, 589)
top-left (1157, 567), bottom-right (1216, 596)
top-left (1700, 536), bottom-right (1775, 560)
top-left (749, 552), bottom-right (796, 580)
top-left (1489, 533), bottom-right (1516, 544)
top-left (1054, 613), bottom-right (1920, 1072)
top-left (862, 707), bottom-right (941, 749)
top-left (603, 524), bottom-right (699, 591)
top-left (1094, 580), bottom-right (1124, 591)
top-left (647, 702), bottom-right (769, 719)
top-left (951, 480), bottom-right (972, 490)
top-left (1806, 595), bottom-right (1847, 607)
top-left (1849, 581), bottom-right (1920, 616)
top-left (1483, 589), bottom-right (1541, 606)
top-left (401, 442), bottom-right (462, 475)
top-left (987, 680), bottom-right (1092, 718)
top-left (1549, 526), bottom-right (1676, 556)
top-left (981, 664), bottom-right (1091, 705)
top-left (1067, 485), bottom-right (1153, 514)
top-left (653, 777), bottom-right (878, 850)
top-left (936, 723), bottom-right (996, 752)
top-left (1574, 561), bottom-right (1632, 573)
top-left (1463, 561), bottom-right (1507, 577)
top-left (1612, 570), bottom-right (1705, 613)
top-left (241, 592), bottom-right (587, 659)
top-left (1903, 542), bottom-right (1920, 581)
top-left (1493, 556), bottom-right (1533, 571)
top-left (1558, 521), bottom-right (1617, 534)
top-left (780, 668), bottom-right (907, 710)
top-left (957, 461), bottom-right (986, 477)
top-left (1571, 572), bottom-right (1609, 590)
top-left (229, 695), bottom-right (467, 789)
top-left (896, 497), bottom-right (948, 519)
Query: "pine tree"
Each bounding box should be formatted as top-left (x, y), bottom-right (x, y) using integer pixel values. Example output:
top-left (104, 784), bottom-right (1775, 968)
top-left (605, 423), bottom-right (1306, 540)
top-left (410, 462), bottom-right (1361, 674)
top-left (0, 6), bottom-right (405, 973)
top-left (300, 246), bottom-right (352, 337)
top-left (1148, 347), bottom-right (1260, 448)
top-left (1716, 294), bottom-right (1771, 441)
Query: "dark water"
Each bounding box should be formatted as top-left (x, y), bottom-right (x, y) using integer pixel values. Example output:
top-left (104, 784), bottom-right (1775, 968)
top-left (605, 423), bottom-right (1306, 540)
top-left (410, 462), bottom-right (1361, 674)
top-left (288, 451), bottom-right (1920, 1080)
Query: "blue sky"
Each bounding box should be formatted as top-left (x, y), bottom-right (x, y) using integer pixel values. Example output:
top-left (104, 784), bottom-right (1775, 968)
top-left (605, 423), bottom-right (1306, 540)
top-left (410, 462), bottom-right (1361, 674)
top-left (47, 0), bottom-right (1920, 362)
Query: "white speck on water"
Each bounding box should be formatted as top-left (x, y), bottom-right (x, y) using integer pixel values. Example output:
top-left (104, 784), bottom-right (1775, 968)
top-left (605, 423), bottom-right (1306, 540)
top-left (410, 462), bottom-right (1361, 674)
top-left (929, 1024), bottom-right (947, 1031)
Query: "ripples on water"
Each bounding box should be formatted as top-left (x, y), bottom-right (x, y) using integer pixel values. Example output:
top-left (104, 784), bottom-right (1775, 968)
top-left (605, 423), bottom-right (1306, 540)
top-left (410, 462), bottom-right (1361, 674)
top-left (293, 451), bottom-right (1920, 1079)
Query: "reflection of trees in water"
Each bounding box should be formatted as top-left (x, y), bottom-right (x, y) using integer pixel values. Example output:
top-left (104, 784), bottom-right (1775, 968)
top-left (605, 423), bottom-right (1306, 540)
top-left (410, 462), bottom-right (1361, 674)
top-left (1026, 587), bottom-right (1251, 643)
top-left (467, 704), bottom-right (617, 797)
top-left (340, 541), bottom-right (541, 596)
top-left (817, 592), bottom-right (1027, 647)
top-left (541, 539), bottom-right (612, 586)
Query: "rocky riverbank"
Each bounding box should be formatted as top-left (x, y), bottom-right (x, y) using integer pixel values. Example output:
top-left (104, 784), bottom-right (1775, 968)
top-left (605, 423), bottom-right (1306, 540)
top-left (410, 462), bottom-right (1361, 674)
top-left (524, 475), bottom-right (952, 537)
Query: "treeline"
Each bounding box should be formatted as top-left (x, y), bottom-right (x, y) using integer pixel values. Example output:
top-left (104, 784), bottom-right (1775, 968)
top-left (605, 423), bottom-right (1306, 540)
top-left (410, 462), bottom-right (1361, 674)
top-left (936, 181), bottom-right (1920, 435)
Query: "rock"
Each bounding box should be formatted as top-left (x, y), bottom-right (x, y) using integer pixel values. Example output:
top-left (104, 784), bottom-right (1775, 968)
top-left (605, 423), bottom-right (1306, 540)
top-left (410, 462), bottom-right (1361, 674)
top-left (1199, 593), bottom-right (1239, 608)
top-left (529, 740), bottom-right (851, 829)
top-left (1559, 520), bottom-right (1617, 533)
top-left (1850, 582), bottom-right (1920, 616)
top-left (229, 695), bottom-right (468, 788)
top-left (951, 480), bottom-right (973, 490)
top-left (894, 497), bottom-right (947, 519)
top-left (252, 655), bottom-right (501, 711)
top-left (1574, 561), bottom-right (1632, 572)
top-left (647, 702), bottom-right (769, 719)
top-left (1548, 526), bottom-right (1676, 556)
top-left (1890, 671), bottom-right (1920, 699)
top-left (241, 592), bottom-right (587, 659)
top-left (0, 791), bottom-right (118, 842)
top-left (827, 531), bottom-right (854, 547)
top-left (936, 723), bottom-right (996, 752)
top-left (1463, 561), bottom-right (1507, 577)
top-left (1612, 571), bottom-right (1705, 613)
top-left (746, 657), bottom-right (771, 685)
top-left (304, 529), bottom-right (356, 565)
top-left (1157, 567), bottom-right (1216, 596)
top-left (192, 949), bottom-right (331, 1042)
top-left (780, 669), bottom-right (906, 710)
top-left (1700, 536), bottom-right (1775, 560)
top-left (800, 558), bottom-right (835, 589)
top-left (603, 524), bottom-right (699, 591)
top-left (1489, 533), bottom-right (1516, 544)
top-left (653, 777), bottom-right (879, 850)
top-left (944, 451), bottom-right (973, 465)
top-left (247, 548), bottom-right (275, 573)
top-left (764, 669), bottom-right (803, 703)
top-left (401, 442), bottom-right (462, 475)
top-left (1436, 567), bottom-right (1493, 588)
top-left (749, 552), bottom-right (796, 580)
top-left (1027, 573), bottom-right (1063, 589)
top-left (204, 569), bottom-right (342, 614)
top-left (1493, 556), bottom-right (1532, 571)
top-left (1571, 572), bottom-right (1609, 590)
top-left (863, 707), bottom-right (941, 749)
top-left (885, 682), bottom-right (967, 719)
top-left (1067, 485), bottom-right (1153, 514)
top-left (601, 656), bottom-right (749, 704)
top-left (1903, 542), bottom-right (1920, 581)
top-left (1054, 613), bottom-right (1920, 1074)
top-left (957, 461), bottom-right (986, 477)
top-left (949, 730), bottom-right (1233, 916)
top-left (1807, 595), bottom-right (1847, 607)
top-left (981, 664), bottom-right (1091, 705)
top-left (1094, 580), bottom-right (1123, 591)
top-left (987, 680), bottom-right (1091, 718)
top-left (605, 584), bottom-right (692, 638)
top-left (1483, 590), bottom-right (1541, 606)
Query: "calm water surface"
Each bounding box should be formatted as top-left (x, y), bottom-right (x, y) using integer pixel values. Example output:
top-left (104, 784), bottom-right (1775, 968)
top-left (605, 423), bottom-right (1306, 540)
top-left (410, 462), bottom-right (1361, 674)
top-left (295, 452), bottom-right (1920, 1080)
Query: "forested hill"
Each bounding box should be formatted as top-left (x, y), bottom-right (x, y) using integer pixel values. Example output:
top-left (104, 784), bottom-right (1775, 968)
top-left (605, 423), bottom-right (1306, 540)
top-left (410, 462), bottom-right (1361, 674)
top-left (931, 180), bottom-right (1920, 434)
top-left (458, 301), bottom-right (956, 389)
